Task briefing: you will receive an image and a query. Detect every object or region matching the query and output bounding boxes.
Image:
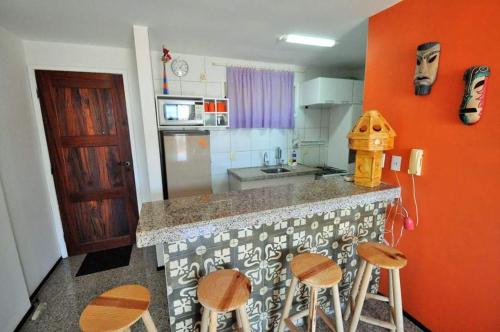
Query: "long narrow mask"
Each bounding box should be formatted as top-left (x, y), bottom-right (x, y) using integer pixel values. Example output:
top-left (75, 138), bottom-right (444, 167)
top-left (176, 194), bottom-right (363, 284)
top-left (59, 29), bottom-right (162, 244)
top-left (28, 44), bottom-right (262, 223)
top-left (459, 66), bottom-right (490, 125)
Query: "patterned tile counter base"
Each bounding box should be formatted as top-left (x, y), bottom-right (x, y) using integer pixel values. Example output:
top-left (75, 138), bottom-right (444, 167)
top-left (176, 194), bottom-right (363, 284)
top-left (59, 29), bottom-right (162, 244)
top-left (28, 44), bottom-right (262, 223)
top-left (163, 201), bottom-right (389, 332)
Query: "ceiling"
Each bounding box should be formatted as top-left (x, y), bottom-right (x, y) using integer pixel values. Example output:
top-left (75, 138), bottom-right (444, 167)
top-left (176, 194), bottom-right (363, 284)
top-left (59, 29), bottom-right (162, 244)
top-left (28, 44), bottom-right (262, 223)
top-left (0, 0), bottom-right (400, 68)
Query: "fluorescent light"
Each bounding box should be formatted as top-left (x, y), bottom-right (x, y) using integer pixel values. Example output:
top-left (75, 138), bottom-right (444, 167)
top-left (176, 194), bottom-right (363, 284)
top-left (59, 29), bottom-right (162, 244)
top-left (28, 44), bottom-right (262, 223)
top-left (282, 34), bottom-right (336, 47)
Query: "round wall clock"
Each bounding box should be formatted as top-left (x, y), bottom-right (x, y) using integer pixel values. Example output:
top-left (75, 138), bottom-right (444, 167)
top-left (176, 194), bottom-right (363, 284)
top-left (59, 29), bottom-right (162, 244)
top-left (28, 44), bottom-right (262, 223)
top-left (171, 58), bottom-right (189, 78)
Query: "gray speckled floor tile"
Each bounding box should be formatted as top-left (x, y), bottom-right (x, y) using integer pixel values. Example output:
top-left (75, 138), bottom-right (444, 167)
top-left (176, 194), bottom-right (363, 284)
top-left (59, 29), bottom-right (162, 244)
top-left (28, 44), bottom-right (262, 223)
top-left (19, 246), bottom-right (421, 332)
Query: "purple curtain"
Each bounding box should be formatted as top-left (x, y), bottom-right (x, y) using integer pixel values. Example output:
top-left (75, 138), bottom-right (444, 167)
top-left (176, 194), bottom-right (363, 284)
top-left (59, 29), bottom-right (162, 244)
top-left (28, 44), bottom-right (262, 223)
top-left (227, 67), bottom-right (294, 128)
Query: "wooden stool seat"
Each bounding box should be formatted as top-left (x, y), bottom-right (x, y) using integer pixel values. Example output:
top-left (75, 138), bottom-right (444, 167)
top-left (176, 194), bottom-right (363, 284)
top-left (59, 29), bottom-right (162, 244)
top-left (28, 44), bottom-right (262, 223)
top-left (279, 253), bottom-right (344, 332)
top-left (291, 252), bottom-right (342, 288)
top-left (79, 284), bottom-right (157, 332)
top-left (198, 269), bottom-right (252, 332)
top-left (198, 269), bottom-right (251, 312)
top-left (357, 242), bottom-right (407, 269)
top-left (344, 242), bottom-right (407, 332)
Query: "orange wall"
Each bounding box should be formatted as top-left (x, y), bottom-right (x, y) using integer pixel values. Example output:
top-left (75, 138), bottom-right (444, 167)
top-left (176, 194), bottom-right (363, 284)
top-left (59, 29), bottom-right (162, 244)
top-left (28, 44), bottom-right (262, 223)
top-left (365, 0), bottom-right (500, 330)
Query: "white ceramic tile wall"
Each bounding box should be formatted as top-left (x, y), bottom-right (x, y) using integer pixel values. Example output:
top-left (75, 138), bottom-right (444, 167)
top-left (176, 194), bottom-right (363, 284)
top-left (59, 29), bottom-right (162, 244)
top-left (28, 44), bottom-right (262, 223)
top-left (293, 106), bottom-right (330, 167)
top-left (149, 50), bottom-right (326, 193)
top-left (210, 128), bottom-right (293, 192)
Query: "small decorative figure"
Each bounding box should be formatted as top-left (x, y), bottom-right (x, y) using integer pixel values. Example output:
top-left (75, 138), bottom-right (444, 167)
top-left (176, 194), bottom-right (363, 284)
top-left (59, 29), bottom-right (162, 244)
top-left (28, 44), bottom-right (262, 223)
top-left (162, 46), bottom-right (172, 94)
top-left (414, 42), bottom-right (441, 95)
top-left (459, 65), bottom-right (490, 125)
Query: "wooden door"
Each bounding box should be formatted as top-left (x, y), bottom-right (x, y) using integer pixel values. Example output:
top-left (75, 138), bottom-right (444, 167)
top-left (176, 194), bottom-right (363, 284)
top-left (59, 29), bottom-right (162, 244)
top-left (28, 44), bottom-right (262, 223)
top-left (36, 71), bottom-right (138, 255)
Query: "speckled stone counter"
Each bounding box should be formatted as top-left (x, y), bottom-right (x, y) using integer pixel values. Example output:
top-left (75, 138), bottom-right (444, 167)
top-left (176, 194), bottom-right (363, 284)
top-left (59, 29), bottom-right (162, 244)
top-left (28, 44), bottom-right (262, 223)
top-left (227, 164), bottom-right (320, 181)
top-left (136, 178), bottom-right (399, 332)
top-left (136, 177), bottom-right (399, 246)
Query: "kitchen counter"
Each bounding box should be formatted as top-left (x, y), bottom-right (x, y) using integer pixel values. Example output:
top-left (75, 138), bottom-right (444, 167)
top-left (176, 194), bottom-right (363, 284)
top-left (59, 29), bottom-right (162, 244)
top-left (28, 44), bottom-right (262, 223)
top-left (136, 177), bottom-right (399, 246)
top-left (136, 178), bottom-right (399, 331)
top-left (227, 164), bottom-right (320, 182)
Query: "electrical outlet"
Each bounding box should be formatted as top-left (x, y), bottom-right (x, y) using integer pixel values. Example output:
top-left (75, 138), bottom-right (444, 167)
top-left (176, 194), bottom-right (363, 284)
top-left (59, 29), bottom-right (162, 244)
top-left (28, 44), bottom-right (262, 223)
top-left (391, 155), bottom-right (402, 171)
top-left (200, 73), bottom-right (207, 81)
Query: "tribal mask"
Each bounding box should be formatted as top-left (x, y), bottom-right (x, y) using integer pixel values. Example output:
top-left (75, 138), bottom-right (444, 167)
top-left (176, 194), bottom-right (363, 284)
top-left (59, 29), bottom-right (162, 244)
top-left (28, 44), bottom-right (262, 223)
top-left (414, 42), bottom-right (441, 95)
top-left (459, 66), bottom-right (490, 125)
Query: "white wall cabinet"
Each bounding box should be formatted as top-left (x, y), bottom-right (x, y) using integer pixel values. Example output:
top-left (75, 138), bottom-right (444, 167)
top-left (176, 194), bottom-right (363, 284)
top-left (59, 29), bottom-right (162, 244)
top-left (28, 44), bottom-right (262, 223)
top-left (299, 78), bottom-right (353, 106)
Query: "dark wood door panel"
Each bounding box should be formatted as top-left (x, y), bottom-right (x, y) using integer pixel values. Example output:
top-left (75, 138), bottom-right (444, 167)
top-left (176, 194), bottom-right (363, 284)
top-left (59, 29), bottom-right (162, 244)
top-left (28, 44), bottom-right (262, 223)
top-left (73, 198), bottom-right (129, 244)
top-left (36, 70), bottom-right (138, 255)
top-left (55, 87), bottom-right (116, 136)
top-left (62, 146), bottom-right (124, 192)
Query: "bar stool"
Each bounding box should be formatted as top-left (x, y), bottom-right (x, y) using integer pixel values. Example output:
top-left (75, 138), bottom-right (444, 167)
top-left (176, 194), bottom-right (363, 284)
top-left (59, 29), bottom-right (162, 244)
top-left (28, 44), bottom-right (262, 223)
top-left (344, 242), bottom-right (407, 332)
top-left (79, 284), bottom-right (157, 332)
top-left (278, 253), bottom-right (344, 332)
top-left (197, 269), bottom-right (252, 332)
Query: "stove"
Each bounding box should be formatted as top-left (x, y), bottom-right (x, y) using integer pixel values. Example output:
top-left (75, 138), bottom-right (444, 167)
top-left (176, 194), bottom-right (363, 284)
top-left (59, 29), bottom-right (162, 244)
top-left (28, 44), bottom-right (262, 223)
top-left (315, 166), bottom-right (348, 179)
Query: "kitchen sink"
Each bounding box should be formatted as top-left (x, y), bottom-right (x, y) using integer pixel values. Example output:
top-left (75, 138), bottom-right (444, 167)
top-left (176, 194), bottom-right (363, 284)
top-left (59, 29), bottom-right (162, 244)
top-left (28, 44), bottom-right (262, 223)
top-left (261, 167), bottom-right (291, 174)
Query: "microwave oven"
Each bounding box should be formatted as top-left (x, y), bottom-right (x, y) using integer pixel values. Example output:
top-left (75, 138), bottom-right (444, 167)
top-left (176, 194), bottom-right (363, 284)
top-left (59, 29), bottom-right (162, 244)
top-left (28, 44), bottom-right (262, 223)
top-left (157, 96), bottom-right (204, 127)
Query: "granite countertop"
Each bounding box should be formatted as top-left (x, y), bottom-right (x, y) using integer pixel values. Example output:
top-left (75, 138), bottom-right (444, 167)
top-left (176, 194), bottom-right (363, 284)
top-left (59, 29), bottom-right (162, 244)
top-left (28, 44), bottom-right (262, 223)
top-left (227, 164), bottom-right (320, 181)
top-left (136, 178), bottom-right (400, 246)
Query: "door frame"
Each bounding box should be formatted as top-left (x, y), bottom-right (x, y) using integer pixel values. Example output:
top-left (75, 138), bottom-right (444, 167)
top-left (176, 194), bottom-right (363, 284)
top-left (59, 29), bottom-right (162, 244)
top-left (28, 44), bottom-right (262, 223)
top-left (27, 65), bottom-right (144, 258)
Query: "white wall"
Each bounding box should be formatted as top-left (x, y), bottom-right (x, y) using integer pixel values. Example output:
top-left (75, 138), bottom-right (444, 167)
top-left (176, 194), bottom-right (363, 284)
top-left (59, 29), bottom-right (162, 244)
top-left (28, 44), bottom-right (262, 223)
top-left (0, 27), bottom-right (61, 294)
top-left (0, 177), bottom-right (31, 332)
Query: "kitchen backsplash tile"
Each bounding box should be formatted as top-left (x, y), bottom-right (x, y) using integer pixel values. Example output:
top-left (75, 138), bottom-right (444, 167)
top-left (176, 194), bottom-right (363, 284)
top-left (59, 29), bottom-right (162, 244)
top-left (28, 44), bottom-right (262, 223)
top-left (229, 129), bottom-right (252, 152)
top-left (250, 129), bottom-right (270, 150)
top-left (230, 150), bottom-right (252, 169)
top-left (210, 130), bottom-right (230, 153)
top-left (304, 127), bottom-right (322, 141)
top-left (211, 152), bottom-right (231, 176)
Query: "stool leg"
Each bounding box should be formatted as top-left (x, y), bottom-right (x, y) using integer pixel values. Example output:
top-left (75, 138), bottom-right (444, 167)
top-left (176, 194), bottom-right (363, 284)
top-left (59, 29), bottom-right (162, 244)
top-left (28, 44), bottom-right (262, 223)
top-left (388, 271), bottom-right (396, 332)
top-left (278, 276), bottom-right (299, 332)
top-left (391, 269), bottom-right (404, 332)
top-left (348, 263), bottom-right (373, 332)
top-left (209, 311), bottom-right (218, 332)
top-left (201, 307), bottom-right (210, 332)
top-left (332, 284), bottom-right (344, 332)
top-left (237, 306), bottom-right (251, 332)
top-left (344, 259), bottom-right (366, 321)
top-left (141, 310), bottom-right (157, 332)
top-left (236, 308), bottom-right (242, 330)
top-left (307, 287), bottom-right (318, 332)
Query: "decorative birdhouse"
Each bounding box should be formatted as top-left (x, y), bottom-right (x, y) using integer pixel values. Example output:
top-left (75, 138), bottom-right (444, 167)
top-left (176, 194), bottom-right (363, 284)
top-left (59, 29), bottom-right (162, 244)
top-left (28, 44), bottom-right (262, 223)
top-left (348, 110), bottom-right (396, 187)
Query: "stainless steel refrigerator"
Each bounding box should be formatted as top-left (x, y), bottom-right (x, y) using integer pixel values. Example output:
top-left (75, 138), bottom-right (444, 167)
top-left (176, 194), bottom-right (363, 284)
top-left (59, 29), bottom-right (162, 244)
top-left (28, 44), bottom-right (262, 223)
top-left (160, 131), bottom-right (212, 198)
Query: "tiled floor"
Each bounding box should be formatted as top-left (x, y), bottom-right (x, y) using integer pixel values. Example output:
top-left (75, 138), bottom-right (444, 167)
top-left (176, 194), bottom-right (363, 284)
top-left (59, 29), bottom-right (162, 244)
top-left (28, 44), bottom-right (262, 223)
top-left (19, 246), bottom-right (422, 332)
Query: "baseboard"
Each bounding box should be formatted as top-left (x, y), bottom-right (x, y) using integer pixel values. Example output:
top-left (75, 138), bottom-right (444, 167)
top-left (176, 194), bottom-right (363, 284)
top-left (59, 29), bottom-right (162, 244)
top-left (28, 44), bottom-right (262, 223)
top-left (29, 257), bottom-right (62, 302)
top-left (14, 257), bottom-right (62, 331)
top-left (377, 292), bottom-right (431, 331)
top-left (403, 310), bottom-right (432, 332)
top-left (13, 303), bottom-right (35, 332)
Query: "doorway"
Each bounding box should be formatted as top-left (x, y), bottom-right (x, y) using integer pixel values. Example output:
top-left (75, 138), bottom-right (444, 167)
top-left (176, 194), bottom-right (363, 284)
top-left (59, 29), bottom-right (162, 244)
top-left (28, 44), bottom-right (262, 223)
top-left (35, 70), bottom-right (138, 255)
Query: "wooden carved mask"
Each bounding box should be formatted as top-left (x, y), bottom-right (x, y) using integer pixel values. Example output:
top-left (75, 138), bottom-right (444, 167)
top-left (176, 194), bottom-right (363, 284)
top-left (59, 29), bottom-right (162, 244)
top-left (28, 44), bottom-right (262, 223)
top-left (414, 42), bottom-right (441, 95)
top-left (459, 66), bottom-right (490, 125)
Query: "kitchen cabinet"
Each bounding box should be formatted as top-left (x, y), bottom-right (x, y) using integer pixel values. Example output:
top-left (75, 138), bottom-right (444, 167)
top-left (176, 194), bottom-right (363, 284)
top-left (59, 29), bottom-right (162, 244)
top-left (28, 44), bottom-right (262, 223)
top-left (299, 77), bottom-right (354, 107)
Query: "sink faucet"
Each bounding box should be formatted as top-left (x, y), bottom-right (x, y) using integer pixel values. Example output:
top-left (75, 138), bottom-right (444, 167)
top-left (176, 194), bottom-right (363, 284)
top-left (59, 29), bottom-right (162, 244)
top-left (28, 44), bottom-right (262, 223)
top-left (275, 147), bottom-right (282, 166)
top-left (263, 152), bottom-right (269, 167)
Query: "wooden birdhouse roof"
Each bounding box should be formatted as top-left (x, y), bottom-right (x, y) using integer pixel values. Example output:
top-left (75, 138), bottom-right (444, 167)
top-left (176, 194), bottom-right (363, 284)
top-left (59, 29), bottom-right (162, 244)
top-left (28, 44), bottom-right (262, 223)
top-left (348, 110), bottom-right (396, 151)
top-left (348, 110), bottom-right (396, 139)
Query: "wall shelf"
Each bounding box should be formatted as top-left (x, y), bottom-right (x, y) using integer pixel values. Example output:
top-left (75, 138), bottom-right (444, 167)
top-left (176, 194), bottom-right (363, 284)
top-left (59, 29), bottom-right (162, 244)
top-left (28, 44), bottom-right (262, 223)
top-left (204, 98), bottom-right (229, 128)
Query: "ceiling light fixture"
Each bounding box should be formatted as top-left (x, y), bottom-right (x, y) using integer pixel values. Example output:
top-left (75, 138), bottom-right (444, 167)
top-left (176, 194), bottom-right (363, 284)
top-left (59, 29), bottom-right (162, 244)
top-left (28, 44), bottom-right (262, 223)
top-left (280, 34), bottom-right (336, 47)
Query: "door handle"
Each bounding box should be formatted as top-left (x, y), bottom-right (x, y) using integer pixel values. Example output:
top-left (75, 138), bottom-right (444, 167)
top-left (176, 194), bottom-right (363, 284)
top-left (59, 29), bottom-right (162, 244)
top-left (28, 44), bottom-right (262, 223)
top-left (118, 161), bottom-right (131, 167)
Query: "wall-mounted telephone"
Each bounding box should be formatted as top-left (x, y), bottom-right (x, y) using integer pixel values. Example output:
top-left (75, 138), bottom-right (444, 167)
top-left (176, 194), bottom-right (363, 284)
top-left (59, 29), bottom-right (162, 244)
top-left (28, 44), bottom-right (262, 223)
top-left (408, 148), bottom-right (424, 176)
